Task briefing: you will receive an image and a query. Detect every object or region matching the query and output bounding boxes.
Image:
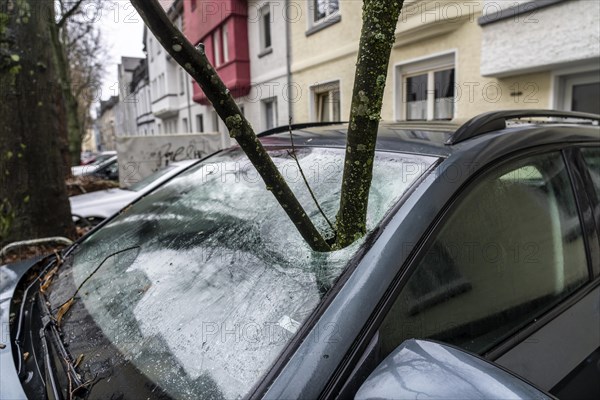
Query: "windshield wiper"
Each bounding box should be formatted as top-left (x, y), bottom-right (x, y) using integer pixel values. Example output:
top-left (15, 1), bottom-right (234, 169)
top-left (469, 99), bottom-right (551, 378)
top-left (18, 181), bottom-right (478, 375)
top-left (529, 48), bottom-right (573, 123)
top-left (37, 291), bottom-right (84, 399)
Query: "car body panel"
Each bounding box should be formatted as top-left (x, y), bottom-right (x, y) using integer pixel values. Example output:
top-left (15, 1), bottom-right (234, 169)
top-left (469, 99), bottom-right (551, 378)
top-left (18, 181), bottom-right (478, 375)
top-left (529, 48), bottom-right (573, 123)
top-left (496, 285), bottom-right (600, 391)
top-left (262, 125), bottom-right (600, 399)
top-left (355, 339), bottom-right (552, 400)
top-left (0, 258), bottom-right (42, 400)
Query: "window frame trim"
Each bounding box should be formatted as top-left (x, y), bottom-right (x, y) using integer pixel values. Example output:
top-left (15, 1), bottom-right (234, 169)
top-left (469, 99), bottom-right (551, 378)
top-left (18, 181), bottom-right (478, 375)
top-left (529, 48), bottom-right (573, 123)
top-left (321, 143), bottom-right (599, 398)
top-left (394, 50), bottom-right (457, 122)
top-left (309, 79), bottom-right (342, 123)
top-left (305, 0), bottom-right (341, 35)
top-left (571, 145), bottom-right (600, 278)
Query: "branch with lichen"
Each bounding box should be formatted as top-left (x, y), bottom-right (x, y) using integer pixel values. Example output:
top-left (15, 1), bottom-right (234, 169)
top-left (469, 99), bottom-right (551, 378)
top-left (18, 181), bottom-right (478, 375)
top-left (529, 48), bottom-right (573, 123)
top-left (334, 0), bottom-right (404, 249)
top-left (130, 0), bottom-right (330, 251)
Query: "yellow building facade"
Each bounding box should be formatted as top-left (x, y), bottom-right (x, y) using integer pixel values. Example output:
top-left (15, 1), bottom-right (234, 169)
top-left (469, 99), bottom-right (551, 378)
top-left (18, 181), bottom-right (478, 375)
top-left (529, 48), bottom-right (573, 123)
top-left (290, 0), bottom-right (597, 124)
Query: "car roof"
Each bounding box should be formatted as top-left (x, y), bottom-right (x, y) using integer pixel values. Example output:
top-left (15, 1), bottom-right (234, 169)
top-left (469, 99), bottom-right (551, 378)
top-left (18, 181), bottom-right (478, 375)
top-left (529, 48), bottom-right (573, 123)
top-left (260, 111), bottom-right (599, 158)
top-left (260, 121), bottom-right (457, 157)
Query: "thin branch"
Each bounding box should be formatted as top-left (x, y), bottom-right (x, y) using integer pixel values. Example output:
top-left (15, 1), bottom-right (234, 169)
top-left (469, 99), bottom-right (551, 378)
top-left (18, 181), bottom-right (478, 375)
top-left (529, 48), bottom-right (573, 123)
top-left (130, 0), bottom-right (331, 251)
top-left (57, 0), bottom-right (86, 28)
top-left (286, 118), bottom-right (336, 235)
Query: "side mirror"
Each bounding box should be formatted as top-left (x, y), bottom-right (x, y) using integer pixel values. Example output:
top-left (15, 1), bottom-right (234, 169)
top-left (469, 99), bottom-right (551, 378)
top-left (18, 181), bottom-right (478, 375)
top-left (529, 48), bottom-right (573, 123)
top-left (355, 339), bottom-right (554, 400)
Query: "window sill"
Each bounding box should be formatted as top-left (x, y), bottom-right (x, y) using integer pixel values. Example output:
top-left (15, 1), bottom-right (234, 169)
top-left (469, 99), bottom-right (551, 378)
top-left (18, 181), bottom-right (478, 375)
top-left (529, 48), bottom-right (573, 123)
top-left (305, 14), bottom-right (341, 37)
top-left (258, 47), bottom-right (273, 58)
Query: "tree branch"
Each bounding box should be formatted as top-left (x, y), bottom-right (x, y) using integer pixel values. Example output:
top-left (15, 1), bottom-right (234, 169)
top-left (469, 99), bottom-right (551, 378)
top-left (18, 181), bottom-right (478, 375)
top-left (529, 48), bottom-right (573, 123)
top-left (130, 0), bottom-right (331, 251)
top-left (57, 0), bottom-right (86, 28)
top-left (335, 0), bottom-right (404, 248)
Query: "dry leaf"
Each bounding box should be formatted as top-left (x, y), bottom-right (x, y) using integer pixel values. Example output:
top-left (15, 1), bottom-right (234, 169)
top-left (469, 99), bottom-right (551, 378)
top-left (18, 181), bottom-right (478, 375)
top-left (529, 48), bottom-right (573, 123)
top-left (56, 298), bottom-right (74, 326)
top-left (74, 354), bottom-right (84, 368)
top-left (23, 352), bottom-right (30, 361)
top-left (39, 266), bottom-right (59, 294)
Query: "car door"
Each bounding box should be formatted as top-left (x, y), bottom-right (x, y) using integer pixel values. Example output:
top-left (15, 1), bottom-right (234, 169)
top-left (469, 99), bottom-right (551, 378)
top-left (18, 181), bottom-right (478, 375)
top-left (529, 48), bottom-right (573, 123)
top-left (338, 149), bottom-right (598, 397)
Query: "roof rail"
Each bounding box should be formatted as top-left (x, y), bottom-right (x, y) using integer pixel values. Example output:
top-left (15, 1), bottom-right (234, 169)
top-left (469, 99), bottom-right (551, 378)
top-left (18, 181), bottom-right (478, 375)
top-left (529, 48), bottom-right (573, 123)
top-left (447, 110), bottom-right (600, 145)
top-left (257, 121), bottom-right (346, 138)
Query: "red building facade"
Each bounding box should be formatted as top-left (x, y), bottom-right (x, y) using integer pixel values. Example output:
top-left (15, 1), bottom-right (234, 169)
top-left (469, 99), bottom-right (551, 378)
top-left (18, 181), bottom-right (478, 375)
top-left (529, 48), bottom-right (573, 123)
top-left (184, 0), bottom-right (251, 105)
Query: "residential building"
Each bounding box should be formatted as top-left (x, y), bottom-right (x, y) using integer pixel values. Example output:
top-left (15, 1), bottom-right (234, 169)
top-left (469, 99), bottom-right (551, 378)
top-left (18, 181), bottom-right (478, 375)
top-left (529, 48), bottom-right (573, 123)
top-left (130, 56), bottom-right (156, 136)
top-left (147, 0), bottom-right (209, 136)
top-left (114, 56), bottom-right (144, 136)
top-left (290, 0), bottom-right (599, 124)
top-left (97, 96), bottom-right (119, 151)
top-left (183, 0), bottom-right (250, 136)
top-left (239, 1), bottom-right (292, 130)
top-left (479, 0), bottom-right (600, 114)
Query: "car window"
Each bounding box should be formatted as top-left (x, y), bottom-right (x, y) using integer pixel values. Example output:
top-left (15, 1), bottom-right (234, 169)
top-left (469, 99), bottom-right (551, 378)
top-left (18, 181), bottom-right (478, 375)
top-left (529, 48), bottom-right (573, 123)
top-left (49, 147), bottom-right (437, 400)
top-left (379, 152), bottom-right (589, 357)
top-left (97, 160), bottom-right (118, 179)
top-left (581, 147), bottom-right (600, 198)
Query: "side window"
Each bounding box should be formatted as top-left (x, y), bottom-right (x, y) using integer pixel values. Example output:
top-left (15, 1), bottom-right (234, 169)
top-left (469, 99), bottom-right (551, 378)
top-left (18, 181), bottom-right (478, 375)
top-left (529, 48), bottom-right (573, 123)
top-left (581, 147), bottom-right (600, 198)
top-left (379, 152), bottom-right (589, 357)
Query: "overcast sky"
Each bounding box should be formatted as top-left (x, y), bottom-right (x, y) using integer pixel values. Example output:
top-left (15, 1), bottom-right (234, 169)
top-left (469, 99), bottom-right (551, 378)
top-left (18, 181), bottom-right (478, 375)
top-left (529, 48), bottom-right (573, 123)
top-left (98, 2), bottom-right (145, 101)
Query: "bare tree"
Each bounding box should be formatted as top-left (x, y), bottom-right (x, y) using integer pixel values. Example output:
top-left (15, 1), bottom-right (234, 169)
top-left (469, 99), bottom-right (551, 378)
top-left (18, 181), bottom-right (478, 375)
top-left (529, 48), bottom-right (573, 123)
top-left (130, 0), bottom-right (404, 251)
top-left (52, 0), bottom-right (105, 167)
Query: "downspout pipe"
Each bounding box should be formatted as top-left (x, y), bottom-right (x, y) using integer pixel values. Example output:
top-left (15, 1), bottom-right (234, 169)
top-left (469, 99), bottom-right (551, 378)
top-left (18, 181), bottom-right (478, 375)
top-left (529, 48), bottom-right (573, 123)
top-left (285, 0), bottom-right (293, 122)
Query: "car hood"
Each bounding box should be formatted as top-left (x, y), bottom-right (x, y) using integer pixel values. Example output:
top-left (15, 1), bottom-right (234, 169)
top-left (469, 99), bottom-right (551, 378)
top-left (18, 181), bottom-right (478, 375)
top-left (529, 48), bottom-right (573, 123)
top-left (70, 189), bottom-right (139, 218)
top-left (0, 257), bottom-right (43, 400)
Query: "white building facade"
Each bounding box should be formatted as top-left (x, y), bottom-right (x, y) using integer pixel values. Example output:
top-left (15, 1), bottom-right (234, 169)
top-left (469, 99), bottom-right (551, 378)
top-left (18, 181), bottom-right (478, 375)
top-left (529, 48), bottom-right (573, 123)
top-left (479, 0), bottom-right (600, 114)
top-left (242, 0), bottom-right (292, 131)
top-left (146, 2), bottom-right (210, 136)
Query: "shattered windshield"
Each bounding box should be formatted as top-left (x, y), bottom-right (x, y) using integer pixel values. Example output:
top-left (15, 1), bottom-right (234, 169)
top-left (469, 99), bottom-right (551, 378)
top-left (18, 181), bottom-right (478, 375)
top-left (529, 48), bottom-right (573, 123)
top-left (49, 147), bottom-right (436, 399)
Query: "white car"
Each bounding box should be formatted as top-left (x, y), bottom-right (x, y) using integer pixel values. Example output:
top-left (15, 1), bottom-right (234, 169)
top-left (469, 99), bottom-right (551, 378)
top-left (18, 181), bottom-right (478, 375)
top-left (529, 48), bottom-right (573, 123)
top-left (71, 151), bottom-right (117, 176)
top-left (70, 159), bottom-right (197, 226)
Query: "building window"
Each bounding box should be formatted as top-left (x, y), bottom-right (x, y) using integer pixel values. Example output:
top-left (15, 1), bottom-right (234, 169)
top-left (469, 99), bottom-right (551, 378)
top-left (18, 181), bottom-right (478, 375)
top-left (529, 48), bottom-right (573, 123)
top-left (263, 98), bottom-right (278, 130)
top-left (397, 53), bottom-right (456, 121)
top-left (212, 111), bottom-right (219, 132)
top-left (180, 68), bottom-right (185, 95)
top-left (260, 5), bottom-right (272, 53)
top-left (213, 31), bottom-right (221, 67)
top-left (149, 38), bottom-right (154, 62)
top-left (222, 23), bottom-right (230, 63)
top-left (313, 0), bottom-right (339, 23)
top-left (558, 71), bottom-right (600, 114)
top-left (312, 81), bottom-right (341, 122)
top-left (182, 117), bottom-right (189, 133)
top-left (196, 114), bottom-right (204, 132)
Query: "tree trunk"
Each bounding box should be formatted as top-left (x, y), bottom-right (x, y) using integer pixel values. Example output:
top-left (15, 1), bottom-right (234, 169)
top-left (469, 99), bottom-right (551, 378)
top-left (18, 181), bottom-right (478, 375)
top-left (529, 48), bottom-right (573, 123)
top-left (0, 0), bottom-right (76, 246)
top-left (49, 18), bottom-right (82, 167)
top-left (335, 0), bottom-right (404, 248)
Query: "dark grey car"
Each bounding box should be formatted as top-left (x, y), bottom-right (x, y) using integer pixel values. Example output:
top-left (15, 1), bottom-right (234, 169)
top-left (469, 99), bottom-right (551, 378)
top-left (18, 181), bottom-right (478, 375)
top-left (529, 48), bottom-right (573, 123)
top-left (1, 110), bottom-right (599, 399)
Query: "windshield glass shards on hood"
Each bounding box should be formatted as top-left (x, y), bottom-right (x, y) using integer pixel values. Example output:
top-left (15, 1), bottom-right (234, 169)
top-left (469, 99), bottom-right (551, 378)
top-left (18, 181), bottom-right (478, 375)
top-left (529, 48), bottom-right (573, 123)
top-left (48, 147), bottom-right (437, 399)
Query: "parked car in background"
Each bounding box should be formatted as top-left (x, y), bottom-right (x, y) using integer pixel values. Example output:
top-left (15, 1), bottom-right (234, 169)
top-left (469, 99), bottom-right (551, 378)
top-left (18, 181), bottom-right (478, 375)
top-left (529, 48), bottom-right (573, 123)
top-left (1, 111), bottom-right (598, 400)
top-left (79, 151), bottom-right (96, 165)
top-left (71, 151), bottom-right (117, 176)
top-left (70, 159), bottom-right (198, 227)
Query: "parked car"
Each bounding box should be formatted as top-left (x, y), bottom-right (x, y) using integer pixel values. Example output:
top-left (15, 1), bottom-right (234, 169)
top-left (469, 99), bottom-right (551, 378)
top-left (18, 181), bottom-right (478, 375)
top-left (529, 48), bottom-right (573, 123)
top-left (1, 110), bottom-right (599, 400)
top-left (71, 151), bottom-right (117, 177)
top-left (70, 160), bottom-right (198, 227)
